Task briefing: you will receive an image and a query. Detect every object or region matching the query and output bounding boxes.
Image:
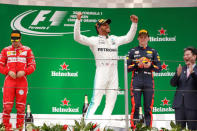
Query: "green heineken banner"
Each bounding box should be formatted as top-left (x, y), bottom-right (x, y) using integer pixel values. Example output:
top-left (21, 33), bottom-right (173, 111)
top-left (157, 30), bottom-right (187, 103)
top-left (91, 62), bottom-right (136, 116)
top-left (0, 3), bottom-right (197, 118)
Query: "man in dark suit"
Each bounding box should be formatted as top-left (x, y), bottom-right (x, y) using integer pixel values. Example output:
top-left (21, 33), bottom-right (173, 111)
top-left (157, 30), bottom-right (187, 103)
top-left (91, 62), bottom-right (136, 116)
top-left (170, 46), bottom-right (197, 130)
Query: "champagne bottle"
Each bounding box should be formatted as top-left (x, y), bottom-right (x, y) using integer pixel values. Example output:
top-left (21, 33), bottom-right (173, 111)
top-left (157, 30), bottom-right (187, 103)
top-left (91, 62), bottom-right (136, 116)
top-left (25, 104), bottom-right (34, 131)
top-left (139, 106), bottom-right (145, 124)
top-left (82, 95), bottom-right (89, 117)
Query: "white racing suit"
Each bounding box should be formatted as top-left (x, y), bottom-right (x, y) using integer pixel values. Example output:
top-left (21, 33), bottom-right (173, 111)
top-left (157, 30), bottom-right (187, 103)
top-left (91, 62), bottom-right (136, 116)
top-left (74, 19), bottom-right (137, 120)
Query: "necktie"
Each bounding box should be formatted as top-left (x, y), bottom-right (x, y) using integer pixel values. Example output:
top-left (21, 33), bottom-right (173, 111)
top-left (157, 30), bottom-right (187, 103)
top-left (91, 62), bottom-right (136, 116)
top-left (187, 69), bottom-right (190, 78)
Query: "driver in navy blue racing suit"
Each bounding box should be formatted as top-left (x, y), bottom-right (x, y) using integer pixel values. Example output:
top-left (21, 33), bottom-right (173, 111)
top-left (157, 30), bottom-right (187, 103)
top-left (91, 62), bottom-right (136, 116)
top-left (127, 29), bottom-right (161, 129)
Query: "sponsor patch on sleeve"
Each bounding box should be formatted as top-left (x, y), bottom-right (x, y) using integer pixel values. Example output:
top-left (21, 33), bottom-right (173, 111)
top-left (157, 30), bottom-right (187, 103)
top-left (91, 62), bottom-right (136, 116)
top-left (134, 51), bottom-right (139, 54)
top-left (157, 56), bottom-right (160, 61)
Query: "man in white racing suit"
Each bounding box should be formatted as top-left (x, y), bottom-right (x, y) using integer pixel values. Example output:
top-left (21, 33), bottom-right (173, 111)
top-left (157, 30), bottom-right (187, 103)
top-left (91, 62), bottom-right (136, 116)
top-left (74, 12), bottom-right (138, 121)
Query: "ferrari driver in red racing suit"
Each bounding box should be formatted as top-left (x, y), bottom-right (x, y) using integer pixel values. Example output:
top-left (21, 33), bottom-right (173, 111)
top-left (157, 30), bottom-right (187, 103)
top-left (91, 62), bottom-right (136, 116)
top-left (0, 30), bottom-right (36, 130)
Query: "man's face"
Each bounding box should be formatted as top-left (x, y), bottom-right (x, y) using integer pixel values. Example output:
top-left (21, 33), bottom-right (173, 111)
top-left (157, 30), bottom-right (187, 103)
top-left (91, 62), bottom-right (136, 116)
top-left (138, 34), bottom-right (149, 46)
top-left (184, 50), bottom-right (196, 65)
top-left (12, 40), bottom-right (21, 48)
top-left (98, 23), bottom-right (110, 34)
top-left (11, 32), bottom-right (21, 48)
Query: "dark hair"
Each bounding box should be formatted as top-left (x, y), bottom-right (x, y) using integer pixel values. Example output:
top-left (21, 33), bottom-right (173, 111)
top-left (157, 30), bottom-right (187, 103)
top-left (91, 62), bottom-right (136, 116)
top-left (184, 46), bottom-right (197, 60)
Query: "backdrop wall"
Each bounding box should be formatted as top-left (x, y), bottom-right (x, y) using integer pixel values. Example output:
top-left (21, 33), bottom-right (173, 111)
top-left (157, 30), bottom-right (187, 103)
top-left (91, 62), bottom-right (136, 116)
top-left (0, 3), bottom-right (197, 128)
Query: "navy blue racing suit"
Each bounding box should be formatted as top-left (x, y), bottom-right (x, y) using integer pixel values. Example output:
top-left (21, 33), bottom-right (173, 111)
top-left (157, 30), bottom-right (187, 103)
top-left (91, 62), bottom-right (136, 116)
top-left (127, 45), bottom-right (161, 128)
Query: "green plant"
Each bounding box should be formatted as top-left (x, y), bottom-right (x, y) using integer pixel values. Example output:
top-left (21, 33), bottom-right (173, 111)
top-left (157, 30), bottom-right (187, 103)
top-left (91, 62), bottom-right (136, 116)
top-left (170, 121), bottom-right (189, 131)
top-left (73, 117), bottom-right (99, 131)
top-left (25, 123), bottom-right (69, 131)
top-left (135, 123), bottom-right (152, 131)
top-left (3, 120), bottom-right (192, 131)
top-left (130, 123), bottom-right (160, 131)
top-left (160, 127), bottom-right (170, 131)
top-left (0, 123), bottom-right (5, 131)
top-left (103, 128), bottom-right (114, 131)
top-left (0, 123), bottom-right (26, 131)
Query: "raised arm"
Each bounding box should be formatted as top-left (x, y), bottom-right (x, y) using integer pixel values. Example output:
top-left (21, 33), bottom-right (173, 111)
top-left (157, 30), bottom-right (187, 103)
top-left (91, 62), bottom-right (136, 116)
top-left (116, 15), bottom-right (138, 46)
top-left (74, 12), bottom-right (94, 46)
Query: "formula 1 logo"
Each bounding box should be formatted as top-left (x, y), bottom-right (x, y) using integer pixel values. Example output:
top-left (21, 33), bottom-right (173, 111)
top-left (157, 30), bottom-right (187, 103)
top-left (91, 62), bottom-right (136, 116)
top-left (11, 10), bottom-right (89, 36)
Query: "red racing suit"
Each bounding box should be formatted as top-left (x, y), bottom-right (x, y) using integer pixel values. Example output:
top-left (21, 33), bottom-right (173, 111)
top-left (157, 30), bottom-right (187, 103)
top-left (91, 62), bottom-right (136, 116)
top-left (0, 43), bottom-right (36, 129)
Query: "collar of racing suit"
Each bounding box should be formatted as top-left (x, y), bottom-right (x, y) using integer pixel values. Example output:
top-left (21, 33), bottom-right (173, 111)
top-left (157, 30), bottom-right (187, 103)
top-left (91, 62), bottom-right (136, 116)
top-left (12, 43), bottom-right (22, 49)
top-left (138, 45), bottom-right (149, 50)
top-left (98, 35), bottom-right (109, 39)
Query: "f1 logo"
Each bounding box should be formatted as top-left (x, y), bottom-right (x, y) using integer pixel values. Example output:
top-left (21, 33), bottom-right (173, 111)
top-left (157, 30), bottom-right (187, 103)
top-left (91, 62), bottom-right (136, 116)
top-left (31, 10), bottom-right (67, 26)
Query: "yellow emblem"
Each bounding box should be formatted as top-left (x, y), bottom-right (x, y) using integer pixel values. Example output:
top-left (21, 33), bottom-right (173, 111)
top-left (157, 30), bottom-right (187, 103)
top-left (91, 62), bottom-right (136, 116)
top-left (147, 51), bottom-right (153, 54)
top-left (99, 19), bottom-right (105, 23)
top-left (157, 56), bottom-right (160, 61)
top-left (7, 51), bottom-right (11, 56)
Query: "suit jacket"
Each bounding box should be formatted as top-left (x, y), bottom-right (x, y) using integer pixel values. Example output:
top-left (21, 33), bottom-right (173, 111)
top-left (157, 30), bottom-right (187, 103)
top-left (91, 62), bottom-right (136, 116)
top-left (170, 65), bottom-right (197, 109)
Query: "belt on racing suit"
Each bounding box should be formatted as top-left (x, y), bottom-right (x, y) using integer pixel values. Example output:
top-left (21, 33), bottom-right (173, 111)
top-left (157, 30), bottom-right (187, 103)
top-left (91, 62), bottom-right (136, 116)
top-left (134, 71), bottom-right (152, 75)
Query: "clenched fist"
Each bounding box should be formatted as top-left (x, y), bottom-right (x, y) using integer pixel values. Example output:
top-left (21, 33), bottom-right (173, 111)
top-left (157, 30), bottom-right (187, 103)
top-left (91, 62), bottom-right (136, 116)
top-left (130, 15), bottom-right (138, 23)
top-left (144, 62), bottom-right (151, 68)
top-left (138, 57), bottom-right (144, 68)
top-left (8, 71), bottom-right (16, 79)
top-left (17, 71), bottom-right (25, 78)
top-left (77, 12), bottom-right (82, 20)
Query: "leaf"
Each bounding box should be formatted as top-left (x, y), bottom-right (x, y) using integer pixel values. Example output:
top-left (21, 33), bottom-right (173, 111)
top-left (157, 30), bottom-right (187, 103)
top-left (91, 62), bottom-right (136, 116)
top-left (0, 123), bottom-right (4, 128)
top-left (106, 128), bottom-right (114, 131)
top-left (80, 118), bottom-right (86, 129)
top-left (84, 122), bottom-right (92, 130)
top-left (73, 127), bottom-right (80, 131)
top-left (136, 123), bottom-right (143, 130)
top-left (74, 120), bottom-right (81, 129)
top-left (41, 123), bottom-right (51, 131)
top-left (160, 127), bottom-right (169, 131)
top-left (51, 124), bottom-right (63, 131)
top-left (0, 123), bottom-right (5, 131)
top-left (170, 121), bottom-right (176, 128)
